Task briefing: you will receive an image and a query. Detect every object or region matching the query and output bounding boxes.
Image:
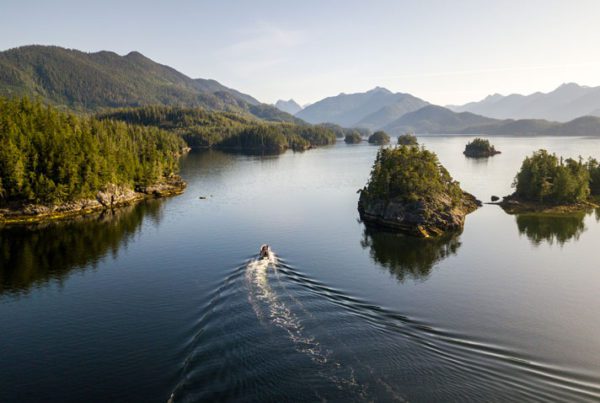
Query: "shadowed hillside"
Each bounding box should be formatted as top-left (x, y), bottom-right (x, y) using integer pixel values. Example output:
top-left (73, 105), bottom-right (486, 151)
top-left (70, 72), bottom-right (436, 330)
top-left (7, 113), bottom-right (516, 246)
top-left (296, 87), bottom-right (428, 128)
top-left (0, 45), bottom-right (299, 123)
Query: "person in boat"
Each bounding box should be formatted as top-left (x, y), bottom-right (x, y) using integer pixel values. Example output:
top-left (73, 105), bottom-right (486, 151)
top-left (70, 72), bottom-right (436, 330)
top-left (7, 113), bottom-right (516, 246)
top-left (259, 244), bottom-right (270, 258)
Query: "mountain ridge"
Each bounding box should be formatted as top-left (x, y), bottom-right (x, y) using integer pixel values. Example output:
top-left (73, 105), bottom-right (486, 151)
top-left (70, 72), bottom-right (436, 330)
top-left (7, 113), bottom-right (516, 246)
top-left (0, 45), bottom-right (300, 123)
top-left (384, 104), bottom-right (600, 136)
top-left (448, 83), bottom-right (600, 122)
top-left (295, 87), bottom-right (428, 128)
top-left (384, 105), bottom-right (499, 134)
top-left (274, 99), bottom-right (303, 114)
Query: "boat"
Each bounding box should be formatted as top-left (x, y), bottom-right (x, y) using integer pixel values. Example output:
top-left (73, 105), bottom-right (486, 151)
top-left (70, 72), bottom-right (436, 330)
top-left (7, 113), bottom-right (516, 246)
top-left (259, 244), bottom-right (270, 259)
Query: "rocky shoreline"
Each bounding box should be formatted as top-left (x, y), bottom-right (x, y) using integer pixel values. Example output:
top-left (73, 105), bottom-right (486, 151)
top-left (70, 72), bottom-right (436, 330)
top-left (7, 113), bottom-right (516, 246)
top-left (358, 191), bottom-right (481, 238)
top-left (0, 176), bottom-right (186, 225)
top-left (492, 193), bottom-right (599, 215)
top-left (463, 149), bottom-right (501, 158)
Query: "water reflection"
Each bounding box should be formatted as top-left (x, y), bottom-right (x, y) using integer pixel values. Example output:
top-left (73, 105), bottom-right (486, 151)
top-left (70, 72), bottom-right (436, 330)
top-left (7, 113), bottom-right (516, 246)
top-left (464, 155), bottom-right (491, 164)
top-left (515, 212), bottom-right (588, 246)
top-left (178, 149), bottom-right (235, 172)
top-left (179, 149), bottom-right (281, 179)
top-left (360, 226), bottom-right (462, 282)
top-left (0, 201), bottom-right (163, 296)
top-left (218, 148), bottom-right (289, 156)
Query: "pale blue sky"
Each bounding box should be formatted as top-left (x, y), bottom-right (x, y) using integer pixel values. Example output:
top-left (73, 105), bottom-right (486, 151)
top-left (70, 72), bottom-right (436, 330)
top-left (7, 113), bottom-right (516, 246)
top-left (2, 0), bottom-right (600, 105)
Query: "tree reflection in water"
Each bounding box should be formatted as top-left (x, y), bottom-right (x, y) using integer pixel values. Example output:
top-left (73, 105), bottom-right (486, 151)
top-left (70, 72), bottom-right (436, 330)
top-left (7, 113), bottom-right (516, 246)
top-left (360, 226), bottom-right (462, 282)
top-left (515, 211), bottom-right (588, 247)
top-left (0, 200), bottom-right (163, 296)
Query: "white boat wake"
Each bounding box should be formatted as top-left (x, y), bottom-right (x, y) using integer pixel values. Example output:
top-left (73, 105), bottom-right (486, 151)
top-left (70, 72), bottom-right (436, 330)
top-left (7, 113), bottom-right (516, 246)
top-left (244, 248), bottom-right (367, 396)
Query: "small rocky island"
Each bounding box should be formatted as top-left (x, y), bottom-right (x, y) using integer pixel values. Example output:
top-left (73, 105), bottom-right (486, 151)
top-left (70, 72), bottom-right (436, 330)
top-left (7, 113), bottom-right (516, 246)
top-left (397, 133), bottom-right (418, 146)
top-left (463, 138), bottom-right (500, 158)
top-left (368, 130), bottom-right (391, 145)
top-left (358, 145), bottom-right (481, 237)
top-left (497, 149), bottom-right (600, 214)
top-left (344, 132), bottom-right (362, 144)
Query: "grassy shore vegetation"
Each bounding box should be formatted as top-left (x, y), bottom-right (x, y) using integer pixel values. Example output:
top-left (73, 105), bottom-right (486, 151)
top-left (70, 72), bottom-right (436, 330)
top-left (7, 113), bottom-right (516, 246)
top-left (0, 97), bottom-right (186, 205)
top-left (368, 130), bottom-right (391, 145)
top-left (362, 146), bottom-right (463, 204)
top-left (98, 106), bottom-right (337, 152)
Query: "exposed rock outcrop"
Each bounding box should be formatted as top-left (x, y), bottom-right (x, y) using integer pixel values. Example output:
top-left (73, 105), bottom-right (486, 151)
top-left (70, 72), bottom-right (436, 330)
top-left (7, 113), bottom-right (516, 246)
top-left (0, 176), bottom-right (186, 224)
top-left (464, 148), bottom-right (501, 158)
top-left (493, 193), bottom-right (598, 215)
top-left (358, 145), bottom-right (481, 237)
top-left (358, 191), bottom-right (480, 238)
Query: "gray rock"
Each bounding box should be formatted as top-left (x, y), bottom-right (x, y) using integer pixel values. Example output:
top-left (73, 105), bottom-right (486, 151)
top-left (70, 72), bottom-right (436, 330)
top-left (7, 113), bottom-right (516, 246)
top-left (1, 176), bottom-right (186, 224)
top-left (358, 191), bottom-right (480, 237)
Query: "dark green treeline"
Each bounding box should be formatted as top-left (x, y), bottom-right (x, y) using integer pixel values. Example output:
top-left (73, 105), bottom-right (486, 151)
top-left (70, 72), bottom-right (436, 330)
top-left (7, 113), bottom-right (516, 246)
top-left (0, 98), bottom-right (186, 205)
top-left (514, 149), bottom-right (600, 204)
top-left (98, 105), bottom-right (337, 152)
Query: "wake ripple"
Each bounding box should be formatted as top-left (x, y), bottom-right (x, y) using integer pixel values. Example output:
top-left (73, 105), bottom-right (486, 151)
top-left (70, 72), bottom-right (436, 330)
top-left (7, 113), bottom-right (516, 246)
top-left (169, 251), bottom-right (600, 402)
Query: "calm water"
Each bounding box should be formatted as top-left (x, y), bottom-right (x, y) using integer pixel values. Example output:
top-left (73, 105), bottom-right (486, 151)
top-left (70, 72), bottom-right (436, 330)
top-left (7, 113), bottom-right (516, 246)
top-left (2, 136), bottom-right (600, 402)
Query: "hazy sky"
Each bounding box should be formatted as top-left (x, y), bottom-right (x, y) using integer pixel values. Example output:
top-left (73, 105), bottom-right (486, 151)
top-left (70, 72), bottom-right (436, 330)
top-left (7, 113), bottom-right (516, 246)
top-left (2, 0), bottom-right (600, 105)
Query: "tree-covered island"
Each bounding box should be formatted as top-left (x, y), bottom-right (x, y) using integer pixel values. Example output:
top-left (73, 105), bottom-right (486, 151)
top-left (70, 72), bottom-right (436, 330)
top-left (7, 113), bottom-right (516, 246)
top-left (397, 133), bottom-right (418, 146)
top-left (0, 98), bottom-right (188, 224)
top-left (499, 149), bottom-right (600, 213)
top-left (358, 145), bottom-right (480, 237)
top-left (368, 131), bottom-right (391, 145)
top-left (344, 132), bottom-right (362, 144)
top-left (463, 138), bottom-right (500, 158)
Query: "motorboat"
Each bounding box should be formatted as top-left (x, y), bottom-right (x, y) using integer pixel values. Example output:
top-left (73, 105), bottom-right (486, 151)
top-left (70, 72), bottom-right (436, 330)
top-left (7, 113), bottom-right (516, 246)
top-left (259, 244), bottom-right (270, 259)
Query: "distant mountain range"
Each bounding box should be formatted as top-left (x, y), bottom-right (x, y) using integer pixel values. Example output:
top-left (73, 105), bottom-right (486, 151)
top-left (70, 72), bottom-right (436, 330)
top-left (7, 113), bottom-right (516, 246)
top-left (0, 45), bottom-right (299, 123)
top-left (448, 83), bottom-right (600, 122)
top-left (383, 104), bottom-right (600, 136)
top-left (274, 99), bottom-right (303, 115)
top-left (383, 105), bottom-right (497, 134)
top-left (295, 87), bottom-right (428, 129)
top-left (290, 83), bottom-right (600, 136)
top-left (3, 45), bottom-right (600, 136)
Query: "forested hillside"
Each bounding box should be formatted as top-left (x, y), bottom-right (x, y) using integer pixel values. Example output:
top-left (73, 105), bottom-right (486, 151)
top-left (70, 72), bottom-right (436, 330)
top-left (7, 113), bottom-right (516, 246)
top-left (98, 106), bottom-right (337, 152)
top-left (0, 45), bottom-right (299, 123)
top-left (0, 98), bottom-right (186, 205)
